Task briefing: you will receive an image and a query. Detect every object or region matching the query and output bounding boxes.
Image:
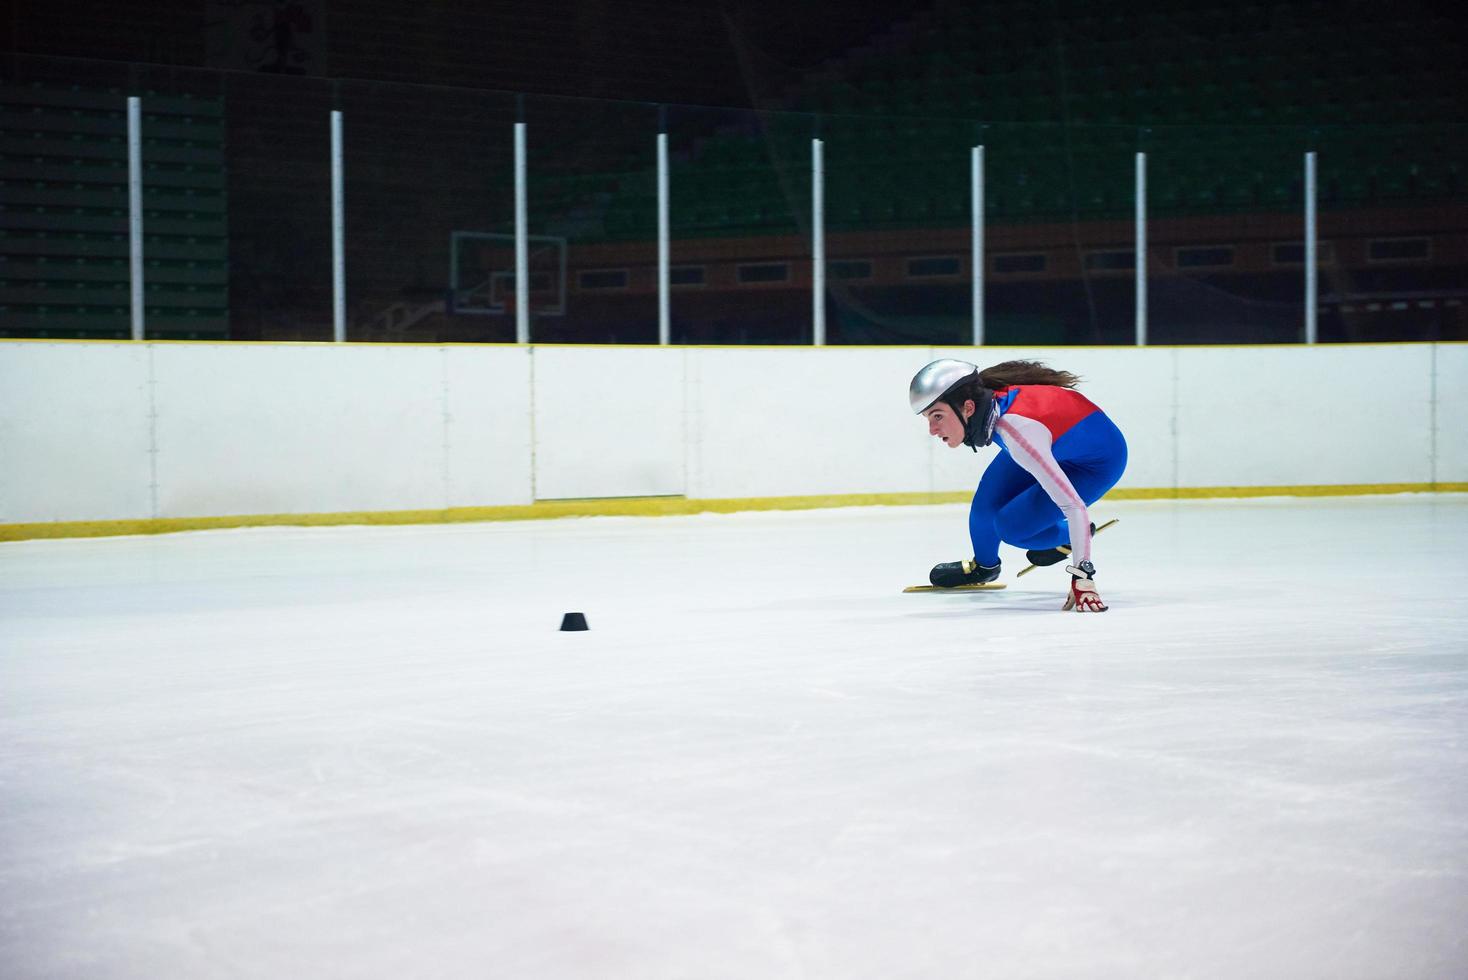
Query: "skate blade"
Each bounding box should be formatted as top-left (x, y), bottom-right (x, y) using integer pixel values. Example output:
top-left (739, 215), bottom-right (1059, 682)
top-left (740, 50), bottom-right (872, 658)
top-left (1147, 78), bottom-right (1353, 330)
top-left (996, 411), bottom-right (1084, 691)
top-left (903, 582), bottom-right (1008, 593)
top-left (1015, 517), bottom-right (1120, 578)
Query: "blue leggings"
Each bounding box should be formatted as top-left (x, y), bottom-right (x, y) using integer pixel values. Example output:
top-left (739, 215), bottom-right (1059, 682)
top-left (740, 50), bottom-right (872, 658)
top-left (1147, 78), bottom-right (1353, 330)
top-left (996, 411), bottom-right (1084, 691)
top-left (968, 412), bottom-right (1128, 565)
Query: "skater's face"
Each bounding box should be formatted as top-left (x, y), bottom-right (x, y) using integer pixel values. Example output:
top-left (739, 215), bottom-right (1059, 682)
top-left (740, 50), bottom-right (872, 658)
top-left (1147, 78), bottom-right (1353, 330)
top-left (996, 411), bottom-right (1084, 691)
top-left (924, 400), bottom-right (973, 448)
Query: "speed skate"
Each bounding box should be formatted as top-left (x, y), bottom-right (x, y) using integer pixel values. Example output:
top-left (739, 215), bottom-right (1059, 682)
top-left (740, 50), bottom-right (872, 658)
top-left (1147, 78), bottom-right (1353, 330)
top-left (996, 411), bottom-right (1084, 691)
top-left (902, 582), bottom-right (1008, 593)
top-left (904, 518), bottom-right (1120, 592)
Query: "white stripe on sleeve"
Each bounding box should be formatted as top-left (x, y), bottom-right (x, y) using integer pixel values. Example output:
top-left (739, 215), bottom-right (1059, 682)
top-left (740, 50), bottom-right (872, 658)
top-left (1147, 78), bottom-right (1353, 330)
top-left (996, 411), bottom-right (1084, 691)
top-left (995, 414), bottom-right (1092, 563)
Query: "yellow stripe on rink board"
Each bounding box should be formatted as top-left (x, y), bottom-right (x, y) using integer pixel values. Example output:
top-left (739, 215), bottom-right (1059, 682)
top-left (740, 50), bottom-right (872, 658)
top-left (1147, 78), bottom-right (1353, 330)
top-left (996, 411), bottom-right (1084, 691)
top-left (2, 483), bottom-right (1466, 543)
top-left (0, 493), bottom-right (963, 542)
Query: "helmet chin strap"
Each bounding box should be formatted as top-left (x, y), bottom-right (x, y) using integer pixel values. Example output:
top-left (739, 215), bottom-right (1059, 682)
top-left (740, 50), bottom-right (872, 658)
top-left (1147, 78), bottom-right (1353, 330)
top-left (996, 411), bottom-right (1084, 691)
top-left (951, 389), bottom-right (999, 451)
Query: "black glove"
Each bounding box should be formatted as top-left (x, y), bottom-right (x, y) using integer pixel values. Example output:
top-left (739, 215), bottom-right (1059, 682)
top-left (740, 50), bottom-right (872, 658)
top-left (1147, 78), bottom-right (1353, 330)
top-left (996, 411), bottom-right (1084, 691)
top-left (929, 558), bottom-right (1001, 588)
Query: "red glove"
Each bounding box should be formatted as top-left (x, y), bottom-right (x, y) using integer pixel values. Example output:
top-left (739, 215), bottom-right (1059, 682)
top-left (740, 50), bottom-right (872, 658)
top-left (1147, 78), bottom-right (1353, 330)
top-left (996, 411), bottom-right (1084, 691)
top-left (1062, 561), bottom-right (1108, 612)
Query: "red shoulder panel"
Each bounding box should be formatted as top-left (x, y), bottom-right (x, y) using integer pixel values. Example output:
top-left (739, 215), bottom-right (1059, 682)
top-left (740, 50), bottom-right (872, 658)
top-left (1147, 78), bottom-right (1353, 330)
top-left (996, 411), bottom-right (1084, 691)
top-left (1005, 386), bottom-right (1101, 441)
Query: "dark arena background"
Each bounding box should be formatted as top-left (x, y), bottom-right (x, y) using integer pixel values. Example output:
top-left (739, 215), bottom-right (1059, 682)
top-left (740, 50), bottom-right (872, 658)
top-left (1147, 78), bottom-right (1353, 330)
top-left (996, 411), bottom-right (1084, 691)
top-left (3, 0), bottom-right (1465, 347)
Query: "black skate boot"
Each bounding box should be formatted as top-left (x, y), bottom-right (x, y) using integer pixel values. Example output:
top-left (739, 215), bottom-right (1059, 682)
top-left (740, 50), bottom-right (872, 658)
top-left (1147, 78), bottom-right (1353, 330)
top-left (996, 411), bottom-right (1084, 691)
top-left (1024, 522), bottom-right (1096, 568)
top-left (929, 558), bottom-right (1001, 588)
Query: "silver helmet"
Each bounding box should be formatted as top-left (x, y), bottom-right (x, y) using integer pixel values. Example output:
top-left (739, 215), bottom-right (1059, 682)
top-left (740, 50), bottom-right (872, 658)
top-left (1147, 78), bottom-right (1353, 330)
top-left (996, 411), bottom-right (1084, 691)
top-left (909, 358), bottom-right (979, 414)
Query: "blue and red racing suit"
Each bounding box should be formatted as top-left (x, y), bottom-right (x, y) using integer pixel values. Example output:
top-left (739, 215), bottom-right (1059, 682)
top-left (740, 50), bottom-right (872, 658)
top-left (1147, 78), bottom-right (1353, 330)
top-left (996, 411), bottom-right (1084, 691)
top-left (968, 385), bottom-right (1128, 567)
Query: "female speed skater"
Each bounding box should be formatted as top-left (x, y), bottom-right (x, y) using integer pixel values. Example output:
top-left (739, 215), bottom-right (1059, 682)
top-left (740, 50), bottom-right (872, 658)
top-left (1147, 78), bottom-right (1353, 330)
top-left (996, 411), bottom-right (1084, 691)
top-left (910, 358), bottom-right (1128, 612)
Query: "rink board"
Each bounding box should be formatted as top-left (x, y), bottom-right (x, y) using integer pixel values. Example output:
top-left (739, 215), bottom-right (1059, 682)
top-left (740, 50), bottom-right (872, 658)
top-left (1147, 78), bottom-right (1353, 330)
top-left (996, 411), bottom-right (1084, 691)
top-left (1, 340), bottom-right (1464, 533)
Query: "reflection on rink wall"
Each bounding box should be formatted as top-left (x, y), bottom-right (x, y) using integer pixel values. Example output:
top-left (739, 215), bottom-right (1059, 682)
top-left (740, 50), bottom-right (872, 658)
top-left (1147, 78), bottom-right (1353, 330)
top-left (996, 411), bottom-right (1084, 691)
top-left (1, 341), bottom-right (1464, 537)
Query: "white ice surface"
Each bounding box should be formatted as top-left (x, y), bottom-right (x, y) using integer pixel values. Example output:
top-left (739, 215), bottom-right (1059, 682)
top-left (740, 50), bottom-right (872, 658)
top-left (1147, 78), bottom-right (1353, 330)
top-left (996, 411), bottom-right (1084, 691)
top-left (2, 496), bottom-right (1466, 979)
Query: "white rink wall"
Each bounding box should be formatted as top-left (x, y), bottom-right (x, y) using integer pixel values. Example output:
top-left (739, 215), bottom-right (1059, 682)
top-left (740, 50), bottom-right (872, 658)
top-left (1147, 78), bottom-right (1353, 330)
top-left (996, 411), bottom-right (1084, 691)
top-left (1, 341), bottom-right (1463, 525)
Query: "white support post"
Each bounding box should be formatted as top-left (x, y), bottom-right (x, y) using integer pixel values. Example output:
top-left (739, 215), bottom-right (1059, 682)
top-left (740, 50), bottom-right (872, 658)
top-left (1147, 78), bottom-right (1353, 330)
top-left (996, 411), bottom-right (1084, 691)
top-left (330, 110), bottom-right (345, 343)
top-left (811, 137), bottom-right (825, 346)
top-left (1135, 150), bottom-right (1147, 346)
top-left (514, 121), bottom-right (529, 345)
top-left (971, 144), bottom-right (984, 346)
top-left (1304, 150), bottom-right (1318, 344)
top-left (127, 96), bottom-right (144, 341)
top-left (657, 130), bottom-right (670, 345)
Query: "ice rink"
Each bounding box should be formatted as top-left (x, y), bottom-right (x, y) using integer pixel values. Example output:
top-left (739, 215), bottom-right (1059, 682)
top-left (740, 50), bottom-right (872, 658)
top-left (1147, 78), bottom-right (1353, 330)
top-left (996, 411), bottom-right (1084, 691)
top-left (2, 494), bottom-right (1466, 979)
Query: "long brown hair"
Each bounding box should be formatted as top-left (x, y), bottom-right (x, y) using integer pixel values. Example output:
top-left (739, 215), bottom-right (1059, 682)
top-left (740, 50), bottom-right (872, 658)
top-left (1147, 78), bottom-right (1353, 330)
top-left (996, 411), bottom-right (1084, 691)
top-left (977, 360), bottom-right (1081, 390)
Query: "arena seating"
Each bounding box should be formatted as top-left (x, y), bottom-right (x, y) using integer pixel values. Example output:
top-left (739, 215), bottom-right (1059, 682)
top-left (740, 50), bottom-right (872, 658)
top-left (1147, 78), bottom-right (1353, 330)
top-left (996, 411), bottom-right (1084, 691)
top-left (563, 0), bottom-right (1465, 241)
top-left (0, 82), bottom-right (228, 339)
